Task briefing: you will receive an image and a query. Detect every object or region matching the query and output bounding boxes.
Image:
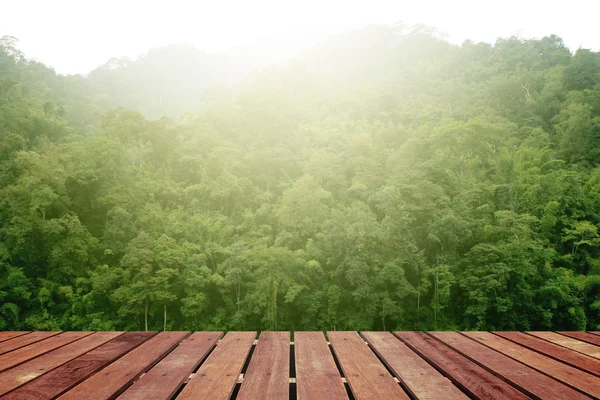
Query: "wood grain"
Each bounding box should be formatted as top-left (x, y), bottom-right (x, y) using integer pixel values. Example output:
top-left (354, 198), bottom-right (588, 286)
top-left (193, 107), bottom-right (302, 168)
top-left (0, 332), bottom-right (60, 355)
top-left (527, 331), bottom-right (600, 359)
top-left (118, 331), bottom-right (221, 400)
top-left (0, 332), bottom-right (123, 398)
top-left (495, 331), bottom-right (600, 376)
top-left (295, 331), bottom-right (347, 400)
top-left (0, 332), bottom-right (31, 343)
top-left (176, 331), bottom-right (256, 400)
top-left (237, 331), bottom-right (290, 400)
top-left (558, 332), bottom-right (600, 348)
top-left (329, 331), bottom-right (408, 400)
top-left (464, 331), bottom-right (600, 398)
top-left (0, 332), bottom-right (91, 372)
top-left (57, 331), bottom-right (188, 400)
top-left (431, 331), bottom-right (588, 400)
top-left (362, 331), bottom-right (467, 400)
top-left (395, 331), bottom-right (529, 400)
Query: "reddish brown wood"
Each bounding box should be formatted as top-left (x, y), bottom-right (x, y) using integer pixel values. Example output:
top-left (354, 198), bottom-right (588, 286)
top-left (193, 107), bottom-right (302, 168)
top-left (591, 332), bottom-right (600, 337)
top-left (295, 331), bottom-right (347, 400)
top-left (431, 331), bottom-right (588, 400)
top-left (58, 331), bottom-right (188, 400)
top-left (0, 332), bottom-right (91, 372)
top-left (237, 331), bottom-right (290, 400)
top-left (0, 332), bottom-right (31, 343)
top-left (329, 331), bottom-right (408, 400)
top-left (0, 332), bottom-right (60, 355)
top-left (464, 331), bottom-right (600, 398)
top-left (362, 332), bottom-right (467, 400)
top-left (528, 331), bottom-right (600, 359)
top-left (118, 331), bottom-right (222, 400)
top-left (3, 332), bottom-right (153, 400)
top-left (495, 331), bottom-right (600, 376)
top-left (0, 332), bottom-right (123, 397)
top-left (395, 332), bottom-right (529, 400)
top-left (558, 332), bottom-right (600, 348)
top-left (177, 331), bottom-right (256, 400)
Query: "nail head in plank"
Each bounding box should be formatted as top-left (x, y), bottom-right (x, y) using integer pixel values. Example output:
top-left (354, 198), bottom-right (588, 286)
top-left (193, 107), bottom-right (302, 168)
top-left (528, 331), bottom-right (600, 359)
top-left (0, 332), bottom-right (123, 398)
top-left (58, 331), bottom-right (188, 400)
top-left (0, 332), bottom-right (31, 343)
top-left (329, 331), bottom-right (409, 400)
top-left (0, 332), bottom-right (61, 356)
top-left (431, 331), bottom-right (588, 400)
top-left (176, 331), bottom-right (256, 400)
top-left (362, 331), bottom-right (467, 400)
top-left (395, 331), bottom-right (529, 400)
top-left (236, 331), bottom-right (290, 400)
top-left (495, 331), bottom-right (600, 377)
top-left (294, 332), bottom-right (347, 400)
top-left (0, 332), bottom-right (92, 372)
top-left (118, 331), bottom-right (222, 400)
top-left (464, 331), bottom-right (600, 398)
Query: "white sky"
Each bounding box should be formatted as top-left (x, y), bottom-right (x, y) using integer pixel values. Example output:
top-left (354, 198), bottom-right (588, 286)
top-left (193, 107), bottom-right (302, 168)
top-left (2, 0), bottom-right (599, 75)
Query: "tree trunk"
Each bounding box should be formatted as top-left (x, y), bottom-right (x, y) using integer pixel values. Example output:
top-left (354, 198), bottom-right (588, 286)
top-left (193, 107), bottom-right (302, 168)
top-left (144, 299), bottom-right (149, 332)
top-left (163, 304), bottom-right (167, 331)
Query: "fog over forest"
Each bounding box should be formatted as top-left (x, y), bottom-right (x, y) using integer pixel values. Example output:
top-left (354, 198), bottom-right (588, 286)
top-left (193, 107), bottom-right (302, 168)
top-left (1, 22), bottom-right (600, 332)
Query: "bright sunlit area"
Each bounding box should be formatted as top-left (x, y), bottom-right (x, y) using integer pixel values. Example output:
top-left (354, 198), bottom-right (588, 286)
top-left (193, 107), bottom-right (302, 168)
top-left (2, 0), bottom-right (599, 74)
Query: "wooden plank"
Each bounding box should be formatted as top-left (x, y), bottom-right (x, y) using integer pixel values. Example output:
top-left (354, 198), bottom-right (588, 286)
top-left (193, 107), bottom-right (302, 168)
top-left (464, 331), bottom-right (600, 398)
top-left (3, 332), bottom-right (153, 400)
top-left (431, 331), bottom-right (589, 400)
top-left (329, 331), bottom-right (408, 400)
top-left (0, 332), bottom-right (122, 397)
top-left (0, 332), bottom-right (31, 343)
top-left (558, 332), bottom-right (600, 347)
top-left (58, 331), bottom-right (188, 400)
top-left (591, 332), bottom-right (600, 337)
top-left (0, 332), bottom-right (91, 372)
top-left (237, 331), bottom-right (290, 400)
top-left (395, 331), bottom-right (529, 400)
top-left (0, 332), bottom-right (61, 355)
top-left (528, 331), bottom-right (600, 359)
top-left (495, 331), bottom-right (600, 377)
top-left (118, 331), bottom-right (222, 400)
top-left (176, 331), bottom-right (256, 400)
top-left (362, 332), bottom-right (467, 400)
top-left (294, 331), bottom-right (347, 400)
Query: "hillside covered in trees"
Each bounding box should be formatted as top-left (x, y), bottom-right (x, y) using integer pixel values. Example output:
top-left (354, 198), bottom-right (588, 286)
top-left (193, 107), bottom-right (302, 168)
top-left (1, 26), bottom-right (600, 332)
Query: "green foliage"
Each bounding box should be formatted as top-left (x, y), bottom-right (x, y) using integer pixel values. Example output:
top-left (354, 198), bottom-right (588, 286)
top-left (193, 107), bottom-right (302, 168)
top-left (1, 28), bottom-right (600, 331)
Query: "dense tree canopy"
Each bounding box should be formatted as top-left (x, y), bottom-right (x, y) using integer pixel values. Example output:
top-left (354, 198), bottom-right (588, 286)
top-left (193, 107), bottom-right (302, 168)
top-left (1, 27), bottom-right (600, 331)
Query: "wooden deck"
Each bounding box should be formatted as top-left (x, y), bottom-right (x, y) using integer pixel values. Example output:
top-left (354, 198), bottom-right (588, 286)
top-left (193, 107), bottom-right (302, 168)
top-left (0, 331), bottom-right (599, 399)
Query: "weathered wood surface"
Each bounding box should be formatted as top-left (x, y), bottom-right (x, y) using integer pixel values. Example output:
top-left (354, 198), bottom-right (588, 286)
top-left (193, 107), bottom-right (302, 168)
top-left (528, 331), bottom-right (600, 359)
top-left (237, 331), bottom-right (290, 400)
top-left (329, 331), bottom-right (409, 400)
top-left (176, 331), bottom-right (256, 400)
top-left (294, 331), bottom-right (347, 400)
top-left (464, 331), bottom-right (600, 398)
top-left (0, 332), bottom-right (122, 397)
top-left (58, 331), bottom-right (188, 400)
top-left (0, 332), bottom-right (31, 343)
top-left (0, 330), bottom-right (599, 399)
top-left (0, 332), bottom-right (91, 372)
top-left (558, 331), bottom-right (600, 347)
top-left (362, 331), bottom-right (467, 400)
top-left (0, 331), bottom-right (60, 355)
top-left (431, 331), bottom-right (589, 400)
top-left (396, 331), bottom-right (530, 400)
top-left (118, 331), bottom-right (221, 400)
top-left (495, 331), bottom-right (600, 376)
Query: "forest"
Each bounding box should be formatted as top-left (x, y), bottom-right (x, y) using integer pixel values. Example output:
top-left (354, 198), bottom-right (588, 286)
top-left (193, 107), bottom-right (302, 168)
top-left (1, 26), bottom-right (600, 332)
